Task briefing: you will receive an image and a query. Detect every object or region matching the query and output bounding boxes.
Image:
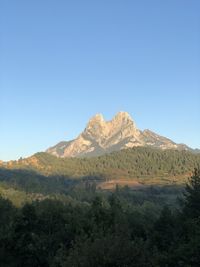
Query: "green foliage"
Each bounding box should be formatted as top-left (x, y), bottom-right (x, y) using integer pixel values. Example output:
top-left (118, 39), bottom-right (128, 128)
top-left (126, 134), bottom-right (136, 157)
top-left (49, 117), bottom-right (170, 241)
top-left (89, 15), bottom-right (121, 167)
top-left (0, 165), bottom-right (200, 266)
top-left (7, 147), bottom-right (200, 180)
top-left (183, 168), bottom-right (200, 218)
top-left (1, 147), bottom-right (199, 202)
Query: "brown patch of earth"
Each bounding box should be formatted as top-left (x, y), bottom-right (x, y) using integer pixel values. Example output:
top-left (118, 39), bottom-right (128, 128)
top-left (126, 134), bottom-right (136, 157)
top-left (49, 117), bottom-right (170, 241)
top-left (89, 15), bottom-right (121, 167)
top-left (97, 178), bottom-right (146, 190)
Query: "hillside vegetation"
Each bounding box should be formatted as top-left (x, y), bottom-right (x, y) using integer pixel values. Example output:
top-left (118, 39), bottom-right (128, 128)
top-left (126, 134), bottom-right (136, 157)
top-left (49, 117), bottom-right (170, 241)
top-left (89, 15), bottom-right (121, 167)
top-left (5, 147), bottom-right (200, 182)
top-left (0, 147), bottom-right (199, 206)
top-left (0, 170), bottom-right (200, 267)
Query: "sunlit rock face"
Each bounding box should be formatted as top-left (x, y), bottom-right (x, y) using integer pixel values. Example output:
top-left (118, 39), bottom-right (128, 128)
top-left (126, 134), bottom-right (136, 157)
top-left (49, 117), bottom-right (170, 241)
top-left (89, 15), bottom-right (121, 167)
top-left (46, 112), bottom-right (190, 157)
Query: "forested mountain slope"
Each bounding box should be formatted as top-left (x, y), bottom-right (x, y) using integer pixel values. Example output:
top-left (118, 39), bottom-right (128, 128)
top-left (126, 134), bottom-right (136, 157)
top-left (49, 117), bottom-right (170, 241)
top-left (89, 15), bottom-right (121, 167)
top-left (3, 147), bottom-right (200, 182)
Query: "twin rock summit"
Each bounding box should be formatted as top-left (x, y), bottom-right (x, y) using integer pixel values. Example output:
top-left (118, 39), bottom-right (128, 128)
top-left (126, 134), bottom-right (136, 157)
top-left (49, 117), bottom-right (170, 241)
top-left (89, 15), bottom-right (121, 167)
top-left (47, 112), bottom-right (189, 158)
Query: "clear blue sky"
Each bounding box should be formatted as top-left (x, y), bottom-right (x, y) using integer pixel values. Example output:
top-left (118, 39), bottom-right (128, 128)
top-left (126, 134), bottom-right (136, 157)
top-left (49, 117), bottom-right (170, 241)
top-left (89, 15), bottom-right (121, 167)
top-left (0, 0), bottom-right (199, 161)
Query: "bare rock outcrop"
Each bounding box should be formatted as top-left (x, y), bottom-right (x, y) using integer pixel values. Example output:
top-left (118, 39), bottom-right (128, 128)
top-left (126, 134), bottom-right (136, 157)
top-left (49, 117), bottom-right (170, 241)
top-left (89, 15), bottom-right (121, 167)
top-left (47, 112), bottom-right (190, 157)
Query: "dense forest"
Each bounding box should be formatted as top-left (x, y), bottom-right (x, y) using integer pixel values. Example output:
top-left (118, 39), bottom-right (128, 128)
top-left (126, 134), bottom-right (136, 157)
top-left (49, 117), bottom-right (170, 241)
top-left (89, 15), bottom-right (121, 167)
top-left (4, 147), bottom-right (200, 180)
top-left (0, 148), bottom-right (200, 266)
top-left (0, 166), bottom-right (184, 208)
top-left (0, 147), bottom-right (199, 206)
top-left (0, 169), bottom-right (200, 267)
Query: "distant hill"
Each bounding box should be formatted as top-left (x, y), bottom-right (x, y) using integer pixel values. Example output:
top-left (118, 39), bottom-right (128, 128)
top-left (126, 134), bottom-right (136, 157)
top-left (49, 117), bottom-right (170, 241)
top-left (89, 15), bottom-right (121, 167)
top-left (3, 147), bottom-right (200, 183)
top-left (47, 112), bottom-right (192, 158)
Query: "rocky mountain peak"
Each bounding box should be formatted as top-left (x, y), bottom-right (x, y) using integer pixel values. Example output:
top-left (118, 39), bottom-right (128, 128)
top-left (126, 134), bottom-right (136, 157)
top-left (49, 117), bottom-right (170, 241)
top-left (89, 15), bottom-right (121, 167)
top-left (84, 113), bottom-right (106, 140)
top-left (113, 111), bottom-right (133, 122)
top-left (47, 112), bottom-right (191, 158)
top-left (87, 113), bottom-right (104, 124)
top-left (111, 111), bottom-right (137, 130)
top-left (84, 112), bottom-right (138, 141)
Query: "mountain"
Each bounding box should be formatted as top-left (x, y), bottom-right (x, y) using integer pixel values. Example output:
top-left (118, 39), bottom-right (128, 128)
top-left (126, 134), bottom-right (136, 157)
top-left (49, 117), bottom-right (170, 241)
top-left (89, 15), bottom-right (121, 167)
top-left (47, 111), bottom-right (191, 158)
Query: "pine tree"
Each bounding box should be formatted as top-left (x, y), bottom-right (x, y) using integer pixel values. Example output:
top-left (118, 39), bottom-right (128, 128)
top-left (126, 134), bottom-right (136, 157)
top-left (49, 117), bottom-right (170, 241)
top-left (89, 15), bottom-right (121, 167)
top-left (183, 168), bottom-right (200, 218)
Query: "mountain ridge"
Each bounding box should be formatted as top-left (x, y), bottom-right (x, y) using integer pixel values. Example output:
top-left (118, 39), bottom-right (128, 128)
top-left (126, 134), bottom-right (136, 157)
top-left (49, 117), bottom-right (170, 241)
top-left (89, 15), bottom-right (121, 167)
top-left (47, 112), bottom-right (191, 158)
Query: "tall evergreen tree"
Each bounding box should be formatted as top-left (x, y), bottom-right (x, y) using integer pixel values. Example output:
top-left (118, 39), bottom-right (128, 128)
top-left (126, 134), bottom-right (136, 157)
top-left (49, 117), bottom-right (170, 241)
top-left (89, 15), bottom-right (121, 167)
top-left (183, 168), bottom-right (200, 218)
